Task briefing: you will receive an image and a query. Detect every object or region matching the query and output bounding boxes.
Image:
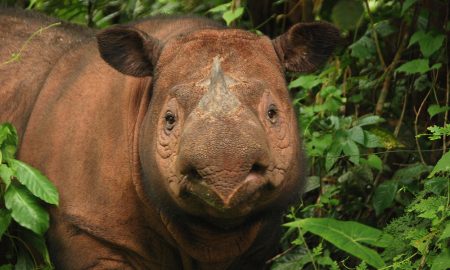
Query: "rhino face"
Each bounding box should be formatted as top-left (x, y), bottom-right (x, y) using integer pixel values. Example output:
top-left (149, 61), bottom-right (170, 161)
top-left (97, 22), bottom-right (340, 228)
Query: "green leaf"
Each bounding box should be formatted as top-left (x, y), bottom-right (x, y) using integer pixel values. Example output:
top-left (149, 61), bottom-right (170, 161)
top-left (408, 30), bottom-right (427, 48)
top-left (208, 2), bottom-right (230, 13)
top-left (396, 59), bottom-right (430, 75)
top-left (326, 144), bottom-right (342, 171)
top-left (288, 75), bottom-right (323, 89)
top-left (393, 163), bottom-right (431, 184)
top-left (290, 218), bottom-right (391, 268)
top-left (429, 151), bottom-right (450, 177)
top-left (364, 131), bottom-right (384, 148)
top-left (0, 265), bottom-right (13, 270)
top-left (222, 7), bottom-right (244, 26)
top-left (0, 209), bottom-right (12, 239)
top-left (8, 159), bottom-right (59, 205)
top-left (0, 164), bottom-right (13, 186)
top-left (424, 177), bottom-right (448, 195)
top-left (350, 36), bottom-right (375, 59)
top-left (409, 31), bottom-right (446, 58)
top-left (428, 104), bottom-right (450, 118)
top-left (438, 223), bottom-right (450, 242)
top-left (304, 176), bottom-right (320, 193)
top-left (430, 248), bottom-right (450, 270)
top-left (0, 123), bottom-right (18, 149)
top-left (367, 154), bottom-right (382, 171)
top-left (348, 126), bottom-right (365, 145)
top-left (4, 182), bottom-right (50, 235)
top-left (372, 180), bottom-right (398, 215)
top-left (401, 0), bottom-right (418, 15)
top-left (343, 140), bottom-right (360, 165)
top-left (354, 115), bottom-right (384, 127)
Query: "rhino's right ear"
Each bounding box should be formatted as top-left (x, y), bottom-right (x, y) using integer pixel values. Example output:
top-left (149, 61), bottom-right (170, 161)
top-left (272, 22), bottom-right (340, 73)
top-left (96, 26), bottom-right (161, 77)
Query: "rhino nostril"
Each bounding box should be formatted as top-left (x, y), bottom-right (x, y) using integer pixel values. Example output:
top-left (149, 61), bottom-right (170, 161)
top-left (250, 163), bottom-right (267, 175)
top-left (185, 167), bottom-right (202, 182)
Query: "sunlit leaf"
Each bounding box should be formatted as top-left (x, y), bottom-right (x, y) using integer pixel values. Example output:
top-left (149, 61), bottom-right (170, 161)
top-left (288, 75), bottom-right (323, 89)
top-left (0, 164), bottom-right (13, 187)
top-left (4, 182), bottom-right (49, 235)
top-left (8, 159), bottom-right (59, 205)
top-left (286, 218), bottom-right (392, 268)
top-left (222, 7), bottom-right (244, 26)
top-left (354, 115), bottom-right (384, 127)
top-left (396, 59), bottom-right (430, 74)
top-left (429, 151), bottom-right (450, 177)
top-left (367, 154), bottom-right (382, 171)
top-left (438, 223), bottom-right (450, 242)
top-left (343, 140), bottom-right (360, 165)
top-left (428, 104), bottom-right (450, 118)
top-left (431, 248), bottom-right (450, 270)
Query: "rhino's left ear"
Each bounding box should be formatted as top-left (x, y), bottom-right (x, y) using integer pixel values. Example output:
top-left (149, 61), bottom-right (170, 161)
top-left (96, 26), bottom-right (161, 77)
top-left (272, 22), bottom-right (340, 73)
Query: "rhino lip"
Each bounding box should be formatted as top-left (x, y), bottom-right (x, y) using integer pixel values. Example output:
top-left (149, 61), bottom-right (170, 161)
top-left (178, 172), bottom-right (274, 219)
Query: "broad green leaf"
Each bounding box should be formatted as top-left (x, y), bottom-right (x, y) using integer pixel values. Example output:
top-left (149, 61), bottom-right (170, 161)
top-left (4, 182), bottom-right (49, 235)
top-left (438, 223), bottom-right (450, 242)
top-left (424, 177), bottom-right (448, 195)
top-left (409, 31), bottom-right (446, 58)
top-left (428, 104), bottom-right (450, 118)
top-left (348, 126), bottom-right (364, 145)
top-left (288, 75), bottom-right (322, 89)
top-left (15, 244), bottom-right (35, 270)
top-left (8, 159), bottom-right (59, 205)
top-left (401, 0), bottom-right (418, 15)
top-left (343, 140), bottom-right (360, 165)
top-left (0, 123), bottom-right (18, 149)
top-left (429, 151), bottom-right (450, 177)
top-left (0, 164), bottom-right (13, 186)
top-left (396, 59), bottom-right (430, 75)
top-left (368, 128), bottom-right (405, 149)
top-left (372, 180), bottom-right (398, 215)
top-left (208, 2), bottom-right (230, 13)
top-left (326, 144), bottom-right (343, 171)
top-left (367, 154), bottom-right (382, 171)
top-left (408, 30), bottom-right (427, 48)
top-left (354, 115), bottom-right (384, 127)
top-left (0, 209), bottom-right (11, 239)
top-left (0, 265), bottom-right (13, 270)
top-left (292, 218), bottom-right (392, 268)
top-left (304, 176), bottom-right (320, 193)
top-left (363, 131), bottom-right (384, 148)
top-left (393, 163), bottom-right (431, 184)
top-left (374, 20), bottom-right (396, 37)
top-left (350, 36), bottom-right (375, 60)
top-left (431, 248), bottom-right (450, 270)
top-left (222, 7), bottom-right (244, 26)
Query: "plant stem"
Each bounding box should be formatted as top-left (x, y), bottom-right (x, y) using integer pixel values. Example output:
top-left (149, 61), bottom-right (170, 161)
top-left (414, 89), bottom-right (431, 164)
top-left (363, 0), bottom-right (386, 69)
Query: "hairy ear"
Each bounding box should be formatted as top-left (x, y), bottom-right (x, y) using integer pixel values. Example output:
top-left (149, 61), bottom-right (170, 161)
top-left (272, 22), bottom-right (340, 73)
top-left (96, 26), bottom-right (161, 77)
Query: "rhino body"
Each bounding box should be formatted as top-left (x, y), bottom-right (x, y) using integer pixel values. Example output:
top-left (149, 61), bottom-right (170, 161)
top-left (0, 9), bottom-right (339, 269)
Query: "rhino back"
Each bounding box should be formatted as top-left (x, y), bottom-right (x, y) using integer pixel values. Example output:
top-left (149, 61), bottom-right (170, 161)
top-left (0, 9), bottom-right (93, 139)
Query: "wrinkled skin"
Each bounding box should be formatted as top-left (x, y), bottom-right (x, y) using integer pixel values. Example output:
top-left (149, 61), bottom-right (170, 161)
top-left (0, 9), bottom-right (339, 270)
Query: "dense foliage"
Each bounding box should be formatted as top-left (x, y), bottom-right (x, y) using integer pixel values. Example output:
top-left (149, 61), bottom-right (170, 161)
top-left (0, 0), bottom-right (449, 269)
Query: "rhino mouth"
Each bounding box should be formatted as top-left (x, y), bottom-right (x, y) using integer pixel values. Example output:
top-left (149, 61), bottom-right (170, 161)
top-left (171, 169), bottom-right (280, 225)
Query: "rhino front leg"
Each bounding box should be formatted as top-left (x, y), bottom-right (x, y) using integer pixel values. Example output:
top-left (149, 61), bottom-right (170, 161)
top-left (47, 217), bottom-right (135, 270)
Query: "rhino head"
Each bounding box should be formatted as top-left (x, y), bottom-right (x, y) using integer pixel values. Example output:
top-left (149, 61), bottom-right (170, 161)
top-left (96, 20), bottom-right (339, 259)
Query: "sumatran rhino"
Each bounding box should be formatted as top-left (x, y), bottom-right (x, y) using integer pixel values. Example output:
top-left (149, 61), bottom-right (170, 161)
top-left (0, 8), bottom-right (339, 270)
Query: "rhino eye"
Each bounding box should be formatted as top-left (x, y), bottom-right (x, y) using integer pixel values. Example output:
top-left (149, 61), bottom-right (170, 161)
top-left (164, 111), bottom-right (176, 131)
top-left (267, 104), bottom-right (278, 123)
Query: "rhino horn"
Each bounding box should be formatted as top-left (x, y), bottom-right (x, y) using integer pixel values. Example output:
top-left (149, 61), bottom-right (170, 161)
top-left (198, 57), bottom-right (240, 115)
